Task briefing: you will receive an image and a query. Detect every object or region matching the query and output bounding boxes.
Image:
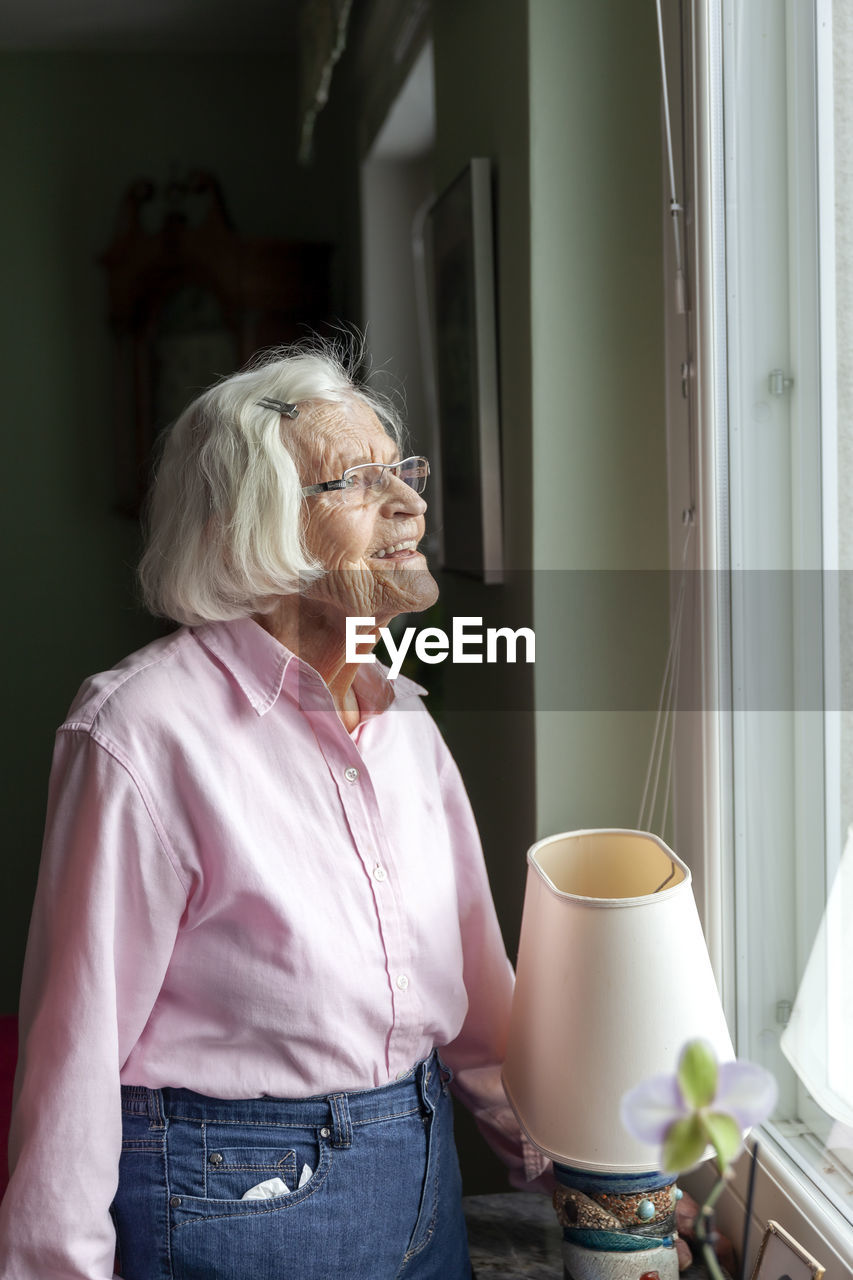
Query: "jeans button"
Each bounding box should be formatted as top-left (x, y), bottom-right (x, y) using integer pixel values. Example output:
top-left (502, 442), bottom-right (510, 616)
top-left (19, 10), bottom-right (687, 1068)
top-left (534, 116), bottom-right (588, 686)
top-left (170, 1195), bottom-right (182, 1207)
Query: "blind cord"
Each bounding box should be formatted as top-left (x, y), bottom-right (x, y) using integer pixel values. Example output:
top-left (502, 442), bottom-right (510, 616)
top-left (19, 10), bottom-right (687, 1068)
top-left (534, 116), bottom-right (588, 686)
top-left (656, 0), bottom-right (688, 314)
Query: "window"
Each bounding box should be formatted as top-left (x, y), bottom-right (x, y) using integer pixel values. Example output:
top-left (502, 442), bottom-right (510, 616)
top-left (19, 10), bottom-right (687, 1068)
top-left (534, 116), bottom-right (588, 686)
top-left (668, 0), bottom-right (853, 1264)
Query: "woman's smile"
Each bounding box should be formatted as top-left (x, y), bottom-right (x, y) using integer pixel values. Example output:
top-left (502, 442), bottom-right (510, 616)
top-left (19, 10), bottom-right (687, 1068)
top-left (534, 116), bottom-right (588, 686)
top-left (369, 539), bottom-right (422, 561)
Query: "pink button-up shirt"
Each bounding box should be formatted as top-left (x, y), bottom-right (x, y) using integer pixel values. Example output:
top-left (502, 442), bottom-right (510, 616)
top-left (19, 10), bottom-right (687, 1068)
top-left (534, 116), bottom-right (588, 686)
top-left (0, 618), bottom-right (540, 1279)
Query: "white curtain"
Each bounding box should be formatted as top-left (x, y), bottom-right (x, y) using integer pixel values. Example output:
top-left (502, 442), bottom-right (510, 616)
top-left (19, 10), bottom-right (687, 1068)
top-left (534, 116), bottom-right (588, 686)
top-left (781, 825), bottom-right (853, 1131)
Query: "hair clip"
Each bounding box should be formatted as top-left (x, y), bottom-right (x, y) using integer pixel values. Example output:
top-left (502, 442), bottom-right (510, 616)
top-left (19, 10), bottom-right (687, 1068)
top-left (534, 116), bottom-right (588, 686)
top-left (256, 397), bottom-right (299, 418)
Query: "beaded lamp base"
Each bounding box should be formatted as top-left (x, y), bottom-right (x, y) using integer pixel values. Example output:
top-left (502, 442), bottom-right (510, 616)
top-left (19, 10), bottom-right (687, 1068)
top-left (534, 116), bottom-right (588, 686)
top-left (553, 1164), bottom-right (681, 1280)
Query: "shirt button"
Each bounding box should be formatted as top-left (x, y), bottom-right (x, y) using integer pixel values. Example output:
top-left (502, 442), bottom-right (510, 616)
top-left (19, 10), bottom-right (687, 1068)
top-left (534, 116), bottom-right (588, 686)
top-left (373, 865), bottom-right (387, 882)
top-left (396, 974), bottom-right (410, 991)
top-left (344, 766), bottom-right (359, 783)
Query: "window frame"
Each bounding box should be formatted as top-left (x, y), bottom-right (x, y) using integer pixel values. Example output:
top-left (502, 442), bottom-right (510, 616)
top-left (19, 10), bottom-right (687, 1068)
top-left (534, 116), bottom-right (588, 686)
top-left (668, 0), bottom-right (853, 1270)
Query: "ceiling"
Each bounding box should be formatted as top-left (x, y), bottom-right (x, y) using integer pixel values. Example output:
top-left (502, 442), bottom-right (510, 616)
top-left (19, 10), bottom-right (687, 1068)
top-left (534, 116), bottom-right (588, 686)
top-left (0, 0), bottom-right (302, 52)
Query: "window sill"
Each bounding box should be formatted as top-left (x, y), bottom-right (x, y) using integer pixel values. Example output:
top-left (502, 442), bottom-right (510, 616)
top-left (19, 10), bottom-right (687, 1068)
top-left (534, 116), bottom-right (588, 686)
top-left (683, 1129), bottom-right (853, 1280)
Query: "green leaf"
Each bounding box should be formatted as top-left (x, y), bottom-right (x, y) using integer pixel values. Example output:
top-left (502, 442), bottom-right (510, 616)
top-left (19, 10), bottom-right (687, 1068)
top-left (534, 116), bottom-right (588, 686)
top-left (678, 1039), bottom-right (718, 1108)
top-left (661, 1114), bottom-right (708, 1172)
top-left (702, 1111), bottom-right (742, 1174)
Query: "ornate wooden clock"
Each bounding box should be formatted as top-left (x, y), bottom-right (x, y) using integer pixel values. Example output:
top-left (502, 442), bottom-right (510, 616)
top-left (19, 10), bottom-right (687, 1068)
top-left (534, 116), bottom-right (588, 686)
top-left (101, 171), bottom-right (331, 515)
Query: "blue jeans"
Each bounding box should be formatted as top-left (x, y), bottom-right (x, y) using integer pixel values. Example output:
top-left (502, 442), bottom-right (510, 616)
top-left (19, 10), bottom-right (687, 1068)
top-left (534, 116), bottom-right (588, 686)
top-left (111, 1051), bottom-right (472, 1280)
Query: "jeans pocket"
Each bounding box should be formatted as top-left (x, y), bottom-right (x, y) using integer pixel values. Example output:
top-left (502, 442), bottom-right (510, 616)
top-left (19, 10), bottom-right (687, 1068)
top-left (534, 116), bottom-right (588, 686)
top-left (204, 1144), bottom-right (299, 1200)
top-left (168, 1122), bottom-right (331, 1225)
top-left (168, 1140), bottom-right (341, 1280)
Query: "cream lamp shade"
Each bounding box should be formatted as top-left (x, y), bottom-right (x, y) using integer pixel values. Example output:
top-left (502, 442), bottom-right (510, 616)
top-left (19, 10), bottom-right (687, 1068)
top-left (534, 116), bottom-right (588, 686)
top-left (502, 829), bottom-right (734, 1172)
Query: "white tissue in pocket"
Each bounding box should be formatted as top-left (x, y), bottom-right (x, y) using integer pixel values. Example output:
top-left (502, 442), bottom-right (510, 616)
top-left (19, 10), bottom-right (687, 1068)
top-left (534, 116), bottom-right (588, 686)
top-left (241, 1165), bottom-right (313, 1200)
top-left (241, 1176), bottom-right (290, 1200)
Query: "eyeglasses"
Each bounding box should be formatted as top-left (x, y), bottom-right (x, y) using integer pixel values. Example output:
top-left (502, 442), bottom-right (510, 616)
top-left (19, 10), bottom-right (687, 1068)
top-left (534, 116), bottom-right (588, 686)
top-left (301, 456), bottom-right (430, 498)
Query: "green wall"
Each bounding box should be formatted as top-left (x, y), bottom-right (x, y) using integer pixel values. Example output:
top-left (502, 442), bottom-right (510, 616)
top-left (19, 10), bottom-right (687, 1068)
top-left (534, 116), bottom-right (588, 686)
top-left (431, 0), bottom-right (535, 1194)
top-left (0, 52), bottom-right (347, 1012)
top-left (431, 0), bottom-right (668, 1189)
top-left (430, 0), bottom-right (668, 965)
top-left (432, 0), bottom-right (535, 954)
top-left (529, 0), bottom-right (669, 838)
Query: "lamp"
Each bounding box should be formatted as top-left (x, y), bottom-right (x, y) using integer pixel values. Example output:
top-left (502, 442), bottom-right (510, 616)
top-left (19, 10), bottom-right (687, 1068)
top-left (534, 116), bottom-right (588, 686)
top-left (503, 829), bottom-right (734, 1280)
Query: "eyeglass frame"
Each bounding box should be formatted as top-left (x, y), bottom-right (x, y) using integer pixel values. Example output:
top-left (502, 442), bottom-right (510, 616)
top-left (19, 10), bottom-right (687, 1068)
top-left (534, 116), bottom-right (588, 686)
top-left (300, 456), bottom-right (430, 498)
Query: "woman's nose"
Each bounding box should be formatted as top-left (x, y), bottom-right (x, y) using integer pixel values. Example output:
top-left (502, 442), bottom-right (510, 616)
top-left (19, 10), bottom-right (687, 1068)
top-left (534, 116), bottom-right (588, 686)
top-left (381, 475), bottom-right (427, 516)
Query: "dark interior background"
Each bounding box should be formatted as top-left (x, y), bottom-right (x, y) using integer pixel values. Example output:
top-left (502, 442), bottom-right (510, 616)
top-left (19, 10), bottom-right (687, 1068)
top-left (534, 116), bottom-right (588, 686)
top-left (0, 0), bottom-right (669, 1193)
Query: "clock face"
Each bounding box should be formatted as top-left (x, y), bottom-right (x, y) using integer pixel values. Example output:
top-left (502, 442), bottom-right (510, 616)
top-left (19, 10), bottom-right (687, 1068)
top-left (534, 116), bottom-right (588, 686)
top-left (151, 286), bottom-right (238, 439)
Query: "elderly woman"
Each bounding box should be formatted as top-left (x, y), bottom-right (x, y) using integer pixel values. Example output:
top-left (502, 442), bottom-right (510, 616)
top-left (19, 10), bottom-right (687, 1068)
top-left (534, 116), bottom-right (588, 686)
top-left (0, 346), bottom-right (544, 1280)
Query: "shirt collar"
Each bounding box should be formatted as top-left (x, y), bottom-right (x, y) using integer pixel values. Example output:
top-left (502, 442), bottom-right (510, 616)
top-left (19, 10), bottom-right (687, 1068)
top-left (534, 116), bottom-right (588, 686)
top-left (350, 653), bottom-right (427, 720)
top-left (192, 618), bottom-right (426, 718)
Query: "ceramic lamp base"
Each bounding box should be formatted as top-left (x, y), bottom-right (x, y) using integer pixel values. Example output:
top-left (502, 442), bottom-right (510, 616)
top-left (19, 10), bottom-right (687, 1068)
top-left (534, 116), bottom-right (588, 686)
top-left (562, 1237), bottom-right (679, 1280)
top-left (553, 1163), bottom-right (680, 1280)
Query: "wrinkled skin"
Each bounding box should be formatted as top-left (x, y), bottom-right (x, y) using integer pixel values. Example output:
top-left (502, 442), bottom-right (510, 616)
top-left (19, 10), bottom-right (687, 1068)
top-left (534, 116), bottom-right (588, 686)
top-left (296, 398), bottom-right (438, 623)
top-left (258, 398), bottom-right (439, 730)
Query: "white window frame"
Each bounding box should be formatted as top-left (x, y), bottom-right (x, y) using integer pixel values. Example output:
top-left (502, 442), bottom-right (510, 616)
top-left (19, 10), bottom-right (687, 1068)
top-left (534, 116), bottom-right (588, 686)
top-left (668, 1), bottom-right (853, 1272)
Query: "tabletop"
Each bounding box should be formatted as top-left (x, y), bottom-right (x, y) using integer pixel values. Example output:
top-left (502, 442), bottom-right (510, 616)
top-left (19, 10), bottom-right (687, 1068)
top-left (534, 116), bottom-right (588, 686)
top-left (463, 1192), bottom-right (563, 1279)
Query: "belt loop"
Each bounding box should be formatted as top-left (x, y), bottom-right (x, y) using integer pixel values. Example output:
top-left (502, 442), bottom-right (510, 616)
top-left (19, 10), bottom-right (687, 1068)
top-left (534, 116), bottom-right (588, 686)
top-left (328, 1092), bottom-right (352, 1149)
top-left (417, 1052), bottom-right (437, 1111)
top-left (435, 1051), bottom-right (454, 1095)
top-left (148, 1088), bottom-right (166, 1130)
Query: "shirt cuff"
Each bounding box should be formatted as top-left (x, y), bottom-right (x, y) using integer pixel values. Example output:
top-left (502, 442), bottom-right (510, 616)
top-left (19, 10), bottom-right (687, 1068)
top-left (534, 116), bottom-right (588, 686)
top-left (522, 1133), bottom-right (552, 1183)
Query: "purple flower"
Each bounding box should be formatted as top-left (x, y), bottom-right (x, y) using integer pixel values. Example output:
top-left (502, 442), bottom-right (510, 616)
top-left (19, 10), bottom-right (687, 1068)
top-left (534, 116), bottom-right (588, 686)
top-left (620, 1040), bottom-right (778, 1174)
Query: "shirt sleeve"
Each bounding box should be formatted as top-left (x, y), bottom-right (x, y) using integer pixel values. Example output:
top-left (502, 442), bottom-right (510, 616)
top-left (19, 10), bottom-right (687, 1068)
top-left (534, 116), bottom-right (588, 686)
top-left (0, 728), bottom-right (188, 1280)
top-left (433, 746), bottom-right (552, 1190)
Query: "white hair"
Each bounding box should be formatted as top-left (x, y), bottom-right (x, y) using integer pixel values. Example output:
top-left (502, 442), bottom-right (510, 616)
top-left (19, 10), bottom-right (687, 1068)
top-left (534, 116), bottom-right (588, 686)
top-left (139, 340), bottom-right (405, 625)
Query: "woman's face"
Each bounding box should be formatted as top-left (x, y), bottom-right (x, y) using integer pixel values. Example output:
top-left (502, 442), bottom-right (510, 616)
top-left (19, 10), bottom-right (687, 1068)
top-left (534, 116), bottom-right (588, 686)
top-left (294, 399), bottom-right (439, 627)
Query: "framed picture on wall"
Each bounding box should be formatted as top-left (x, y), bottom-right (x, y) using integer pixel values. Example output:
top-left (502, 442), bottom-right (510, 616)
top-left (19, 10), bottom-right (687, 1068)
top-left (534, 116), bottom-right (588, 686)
top-left (424, 157), bottom-right (503, 583)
